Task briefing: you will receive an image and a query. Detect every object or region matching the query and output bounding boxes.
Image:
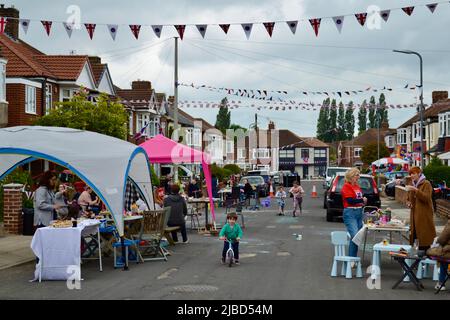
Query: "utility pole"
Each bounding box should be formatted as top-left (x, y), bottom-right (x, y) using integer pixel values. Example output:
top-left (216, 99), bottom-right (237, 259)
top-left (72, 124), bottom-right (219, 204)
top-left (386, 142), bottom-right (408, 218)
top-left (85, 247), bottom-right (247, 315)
top-left (174, 37), bottom-right (179, 182)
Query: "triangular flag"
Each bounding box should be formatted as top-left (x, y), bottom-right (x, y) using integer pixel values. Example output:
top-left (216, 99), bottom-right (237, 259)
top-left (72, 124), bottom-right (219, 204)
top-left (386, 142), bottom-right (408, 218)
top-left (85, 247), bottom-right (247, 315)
top-left (380, 10), bottom-right (391, 22)
top-left (174, 25), bottom-right (186, 40)
top-left (130, 25), bottom-right (141, 39)
top-left (0, 17), bottom-right (7, 34)
top-left (151, 25), bottom-right (163, 38)
top-left (19, 19), bottom-right (30, 35)
top-left (196, 25), bottom-right (207, 38)
top-left (309, 19), bottom-right (321, 36)
top-left (63, 22), bottom-right (74, 38)
top-left (286, 21), bottom-right (298, 34)
top-left (84, 23), bottom-right (96, 40)
top-left (332, 16), bottom-right (344, 33)
top-left (241, 23), bottom-right (253, 39)
top-left (108, 24), bottom-right (118, 40)
top-left (402, 6), bottom-right (415, 16)
top-left (355, 13), bottom-right (367, 26)
top-left (426, 3), bottom-right (438, 13)
top-left (219, 24), bottom-right (230, 34)
top-left (263, 22), bottom-right (275, 37)
top-left (41, 20), bottom-right (52, 36)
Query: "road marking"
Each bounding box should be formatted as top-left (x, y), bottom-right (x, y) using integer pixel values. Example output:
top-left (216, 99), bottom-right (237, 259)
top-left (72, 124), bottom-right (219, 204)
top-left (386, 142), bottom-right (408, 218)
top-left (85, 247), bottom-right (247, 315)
top-left (239, 253), bottom-right (257, 259)
top-left (277, 252), bottom-right (291, 256)
top-left (288, 225), bottom-right (304, 229)
top-left (157, 268), bottom-right (178, 280)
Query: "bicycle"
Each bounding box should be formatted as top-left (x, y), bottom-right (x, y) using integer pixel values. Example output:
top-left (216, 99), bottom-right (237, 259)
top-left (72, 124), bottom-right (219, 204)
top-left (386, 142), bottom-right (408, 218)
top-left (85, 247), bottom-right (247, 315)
top-left (222, 238), bottom-right (236, 267)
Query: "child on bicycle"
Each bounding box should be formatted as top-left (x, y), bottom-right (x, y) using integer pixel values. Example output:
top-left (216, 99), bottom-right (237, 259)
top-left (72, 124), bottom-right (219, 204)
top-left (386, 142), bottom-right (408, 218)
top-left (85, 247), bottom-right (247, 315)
top-left (219, 212), bottom-right (243, 265)
top-left (275, 186), bottom-right (287, 216)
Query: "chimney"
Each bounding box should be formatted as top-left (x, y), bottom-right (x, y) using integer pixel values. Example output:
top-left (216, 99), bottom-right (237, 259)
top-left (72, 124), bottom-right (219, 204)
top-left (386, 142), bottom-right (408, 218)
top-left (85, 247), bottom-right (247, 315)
top-left (0, 5), bottom-right (19, 40)
top-left (268, 121), bottom-right (275, 130)
top-left (89, 56), bottom-right (102, 65)
top-left (432, 91), bottom-right (448, 104)
top-left (381, 120), bottom-right (389, 130)
top-left (131, 80), bottom-right (152, 91)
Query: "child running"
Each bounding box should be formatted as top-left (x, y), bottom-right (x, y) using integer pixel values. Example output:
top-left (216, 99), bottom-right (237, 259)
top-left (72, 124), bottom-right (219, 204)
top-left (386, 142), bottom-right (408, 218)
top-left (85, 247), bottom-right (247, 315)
top-left (219, 212), bottom-right (243, 265)
top-left (289, 181), bottom-right (304, 217)
top-left (275, 186), bottom-right (287, 216)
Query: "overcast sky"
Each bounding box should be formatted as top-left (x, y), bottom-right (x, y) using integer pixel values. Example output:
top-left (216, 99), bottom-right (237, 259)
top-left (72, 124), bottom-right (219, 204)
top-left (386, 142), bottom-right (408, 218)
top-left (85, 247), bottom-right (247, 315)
top-left (7, 0), bottom-right (450, 136)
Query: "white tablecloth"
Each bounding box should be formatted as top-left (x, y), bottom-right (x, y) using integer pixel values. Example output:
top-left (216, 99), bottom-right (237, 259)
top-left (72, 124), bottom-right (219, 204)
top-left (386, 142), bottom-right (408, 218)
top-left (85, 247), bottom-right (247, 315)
top-left (31, 220), bottom-right (100, 281)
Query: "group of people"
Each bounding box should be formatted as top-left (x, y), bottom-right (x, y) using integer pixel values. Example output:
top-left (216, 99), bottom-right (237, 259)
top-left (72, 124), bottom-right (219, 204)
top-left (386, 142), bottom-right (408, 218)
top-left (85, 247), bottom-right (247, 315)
top-left (342, 166), bottom-right (449, 291)
top-left (33, 171), bottom-right (103, 229)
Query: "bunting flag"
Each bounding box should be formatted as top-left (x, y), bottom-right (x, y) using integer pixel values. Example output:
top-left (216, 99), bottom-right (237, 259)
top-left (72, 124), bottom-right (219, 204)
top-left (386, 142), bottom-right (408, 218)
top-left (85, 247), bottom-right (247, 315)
top-left (402, 6), bottom-right (415, 16)
top-left (219, 24), bottom-right (230, 34)
top-left (0, 17), bottom-right (7, 34)
top-left (108, 24), bottom-right (118, 40)
top-left (380, 10), bottom-right (391, 22)
top-left (84, 23), bottom-right (96, 40)
top-left (426, 3), bottom-right (438, 13)
top-left (332, 16), bottom-right (344, 33)
top-left (241, 23), bottom-right (253, 39)
top-left (355, 13), bottom-right (367, 26)
top-left (63, 22), bottom-right (74, 38)
top-left (286, 21), bottom-right (298, 34)
top-left (309, 18), bottom-right (321, 36)
top-left (196, 24), bottom-right (207, 38)
top-left (19, 19), bottom-right (30, 35)
top-left (129, 24), bottom-right (141, 39)
top-left (41, 20), bottom-right (52, 36)
top-left (174, 24), bottom-right (186, 40)
top-left (263, 22), bottom-right (275, 37)
top-left (151, 25), bottom-right (163, 38)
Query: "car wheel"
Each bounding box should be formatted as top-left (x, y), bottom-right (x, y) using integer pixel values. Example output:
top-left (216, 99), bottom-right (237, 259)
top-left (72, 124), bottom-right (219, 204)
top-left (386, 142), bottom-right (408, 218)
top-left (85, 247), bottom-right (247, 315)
top-left (323, 196), bottom-right (327, 209)
top-left (326, 208), bottom-right (334, 222)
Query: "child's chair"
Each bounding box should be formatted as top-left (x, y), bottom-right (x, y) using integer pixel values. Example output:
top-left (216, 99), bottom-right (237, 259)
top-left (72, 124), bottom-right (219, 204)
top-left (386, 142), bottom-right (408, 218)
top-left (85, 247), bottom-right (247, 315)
top-left (331, 231), bottom-right (363, 279)
top-left (416, 258), bottom-right (439, 281)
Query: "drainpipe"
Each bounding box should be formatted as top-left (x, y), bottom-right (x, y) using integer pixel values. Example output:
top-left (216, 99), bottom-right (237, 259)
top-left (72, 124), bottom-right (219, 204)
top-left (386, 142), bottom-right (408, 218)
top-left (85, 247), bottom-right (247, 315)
top-left (40, 77), bottom-right (48, 115)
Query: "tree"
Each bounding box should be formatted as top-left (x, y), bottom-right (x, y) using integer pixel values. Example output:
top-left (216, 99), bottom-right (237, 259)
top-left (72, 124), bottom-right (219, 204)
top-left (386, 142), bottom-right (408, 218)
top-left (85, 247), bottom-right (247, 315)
top-left (360, 141), bottom-right (390, 166)
top-left (358, 100), bottom-right (367, 134)
top-left (368, 96), bottom-right (376, 129)
top-left (215, 97), bottom-right (230, 134)
top-left (35, 89), bottom-right (128, 140)
top-left (316, 98), bottom-right (329, 141)
top-left (345, 101), bottom-right (355, 140)
top-left (337, 101), bottom-right (346, 141)
top-left (327, 99), bottom-right (337, 142)
top-left (229, 124), bottom-right (247, 132)
top-left (377, 93), bottom-right (389, 127)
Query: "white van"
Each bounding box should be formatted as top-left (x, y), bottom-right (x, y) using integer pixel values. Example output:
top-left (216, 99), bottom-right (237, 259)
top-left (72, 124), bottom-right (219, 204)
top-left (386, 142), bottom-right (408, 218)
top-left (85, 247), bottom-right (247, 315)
top-left (323, 167), bottom-right (351, 189)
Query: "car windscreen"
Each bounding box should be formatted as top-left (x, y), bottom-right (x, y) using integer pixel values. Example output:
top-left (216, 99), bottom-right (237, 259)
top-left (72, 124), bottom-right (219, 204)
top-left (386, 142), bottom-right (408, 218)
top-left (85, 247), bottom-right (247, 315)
top-left (327, 168), bottom-right (348, 177)
top-left (241, 177), bottom-right (264, 185)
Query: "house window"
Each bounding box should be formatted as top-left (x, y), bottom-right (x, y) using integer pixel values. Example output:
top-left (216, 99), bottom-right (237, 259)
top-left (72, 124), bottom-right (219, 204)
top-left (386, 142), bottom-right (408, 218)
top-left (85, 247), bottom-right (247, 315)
top-left (62, 89), bottom-right (74, 102)
top-left (385, 136), bottom-right (395, 148)
top-left (280, 150), bottom-right (294, 158)
top-left (301, 149), bottom-right (309, 159)
top-left (129, 113), bottom-right (133, 135)
top-left (209, 135), bottom-right (223, 158)
top-left (45, 84), bottom-right (52, 115)
top-left (148, 118), bottom-right (158, 137)
top-left (354, 148), bottom-right (362, 157)
top-left (226, 140), bottom-right (234, 154)
top-left (254, 148), bottom-right (270, 159)
top-left (238, 148), bottom-right (246, 160)
top-left (25, 85), bottom-right (36, 114)
top-left (185, 128), bottom-right (193, 146)
top-left (314, 149), bottom-right (326, 158)
top-left (397, 129), bottom-right (407, 144)
top-left (193, 129), bottom-right (201, 146)
top-left (0, 62), bottom-right (6, 103)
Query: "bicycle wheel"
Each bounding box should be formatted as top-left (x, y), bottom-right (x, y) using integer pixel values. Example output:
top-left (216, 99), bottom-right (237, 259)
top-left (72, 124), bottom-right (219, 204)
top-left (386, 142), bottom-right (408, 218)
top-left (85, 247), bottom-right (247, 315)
top-left (227, 249), bottom-right (234, 267)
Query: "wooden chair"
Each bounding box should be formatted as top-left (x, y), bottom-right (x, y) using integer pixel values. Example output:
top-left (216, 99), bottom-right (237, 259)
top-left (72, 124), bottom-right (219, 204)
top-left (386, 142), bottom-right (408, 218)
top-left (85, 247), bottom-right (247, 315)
top-left (134, 208), bottom-right (170, 262)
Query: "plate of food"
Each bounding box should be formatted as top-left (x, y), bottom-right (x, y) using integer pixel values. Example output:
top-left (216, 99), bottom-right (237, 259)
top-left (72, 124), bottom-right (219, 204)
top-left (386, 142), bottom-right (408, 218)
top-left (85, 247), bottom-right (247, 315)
top-left (50, 220), bottom-right (72, 228)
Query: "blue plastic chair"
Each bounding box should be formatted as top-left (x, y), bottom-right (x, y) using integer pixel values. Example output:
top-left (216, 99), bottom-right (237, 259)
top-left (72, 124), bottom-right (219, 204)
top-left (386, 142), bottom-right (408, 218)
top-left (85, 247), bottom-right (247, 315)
top-left (331, 231), bottom-right (363, 279)
top-left (416, 258), bottom-right (439, 281)
top-left (111, 228), bottom-right (141, 268)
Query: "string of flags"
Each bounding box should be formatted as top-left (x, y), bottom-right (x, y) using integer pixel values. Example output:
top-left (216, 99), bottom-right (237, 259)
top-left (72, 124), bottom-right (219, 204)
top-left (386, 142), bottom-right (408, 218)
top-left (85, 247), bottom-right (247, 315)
top-left (0, 1), bottom-right (446, 40)
top-left (179, 82), bottom-right (419, 101)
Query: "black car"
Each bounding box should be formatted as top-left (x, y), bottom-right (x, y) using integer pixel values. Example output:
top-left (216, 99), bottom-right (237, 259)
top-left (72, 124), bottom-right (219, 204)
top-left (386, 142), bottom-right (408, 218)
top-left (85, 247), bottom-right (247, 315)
top-left (324, 173), bottom-right (381, 222)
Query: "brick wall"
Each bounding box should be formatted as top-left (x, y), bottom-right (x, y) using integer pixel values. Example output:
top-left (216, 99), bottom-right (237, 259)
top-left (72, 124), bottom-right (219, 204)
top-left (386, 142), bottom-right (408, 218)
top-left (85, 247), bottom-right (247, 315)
top-left (3, 184), bottom-right (23, 235)
top-left (6, 83), bottom-right (43, 127)
top-left (436, 199), bottom-right (450, 220)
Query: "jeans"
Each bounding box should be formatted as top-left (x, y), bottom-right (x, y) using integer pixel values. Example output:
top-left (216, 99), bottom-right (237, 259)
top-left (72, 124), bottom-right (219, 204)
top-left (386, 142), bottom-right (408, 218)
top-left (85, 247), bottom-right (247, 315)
top-left (343, 207), bottom-right (363, 257)
top-left (168, 223), bottom-right (187, 242)
top-left (222, 241), bottom-right (239, 260)
top-left (440, 262), bottom-right (449, 284)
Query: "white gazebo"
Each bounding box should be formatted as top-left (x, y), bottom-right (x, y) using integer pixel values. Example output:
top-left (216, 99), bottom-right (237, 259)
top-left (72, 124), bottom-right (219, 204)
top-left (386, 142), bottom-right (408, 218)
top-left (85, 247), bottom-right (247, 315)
top-left (0, 126), bottom-right (154, 236)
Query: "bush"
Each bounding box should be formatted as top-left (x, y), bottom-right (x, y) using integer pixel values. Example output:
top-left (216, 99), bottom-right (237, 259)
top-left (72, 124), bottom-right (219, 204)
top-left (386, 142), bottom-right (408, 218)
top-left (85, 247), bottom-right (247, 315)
top-left (210, 164), bottom-right (233, 182)
top-left (0, 168), bottom-right (33, 222)
top-left (424, 157), bottom-right (450, 186)
top-left (223, 164), bottom-right (241, 175)
top-left (150, 165), bottom-right (160, 187)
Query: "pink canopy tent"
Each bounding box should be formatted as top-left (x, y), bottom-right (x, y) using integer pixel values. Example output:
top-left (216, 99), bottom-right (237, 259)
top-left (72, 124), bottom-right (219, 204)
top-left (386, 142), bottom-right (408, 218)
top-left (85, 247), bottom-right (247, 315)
top-left (139, 134), bottom-right (216, 222)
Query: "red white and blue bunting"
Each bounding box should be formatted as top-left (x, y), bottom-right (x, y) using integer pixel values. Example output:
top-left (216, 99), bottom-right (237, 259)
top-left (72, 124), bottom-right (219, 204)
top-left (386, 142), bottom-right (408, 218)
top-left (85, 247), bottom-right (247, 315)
top-left (0, 2), bottom-right (446, 40)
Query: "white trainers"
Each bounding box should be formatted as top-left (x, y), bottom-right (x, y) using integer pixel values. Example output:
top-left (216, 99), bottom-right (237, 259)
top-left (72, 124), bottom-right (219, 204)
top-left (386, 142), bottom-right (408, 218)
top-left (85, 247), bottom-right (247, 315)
top-left (435, 283), bottom-right (446, 291)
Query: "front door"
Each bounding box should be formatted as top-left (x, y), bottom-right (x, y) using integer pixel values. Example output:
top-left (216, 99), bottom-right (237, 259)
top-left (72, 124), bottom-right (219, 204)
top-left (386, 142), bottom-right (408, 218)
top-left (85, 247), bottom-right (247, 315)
top-left (302, 165), bottom-right (309, 179)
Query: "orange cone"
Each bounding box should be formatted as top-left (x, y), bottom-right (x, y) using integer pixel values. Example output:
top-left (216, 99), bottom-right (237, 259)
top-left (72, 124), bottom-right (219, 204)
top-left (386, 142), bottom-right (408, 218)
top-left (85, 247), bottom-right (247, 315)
top-left (311, 184), bottom-right (318, 198)
top-left (269, 184), bottom-right (274, 197)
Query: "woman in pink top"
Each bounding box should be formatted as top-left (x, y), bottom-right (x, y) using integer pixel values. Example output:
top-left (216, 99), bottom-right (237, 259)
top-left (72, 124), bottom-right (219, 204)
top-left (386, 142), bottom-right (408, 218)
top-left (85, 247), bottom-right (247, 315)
top-left (289, 181), bottom-right (304, 217)
top-left (77, 186), bottom-right (100, 211)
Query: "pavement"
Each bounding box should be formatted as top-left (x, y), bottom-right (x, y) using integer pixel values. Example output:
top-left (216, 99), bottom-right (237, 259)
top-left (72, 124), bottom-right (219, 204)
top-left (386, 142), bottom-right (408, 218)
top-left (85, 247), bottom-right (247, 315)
top-left (0, 181), bottom-right (448, 299)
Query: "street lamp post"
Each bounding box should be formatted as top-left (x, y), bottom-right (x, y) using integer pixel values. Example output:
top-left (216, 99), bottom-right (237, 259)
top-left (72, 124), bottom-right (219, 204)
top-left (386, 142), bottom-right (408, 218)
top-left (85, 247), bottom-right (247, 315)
top-left (393, 50), bottom-right (424, 169)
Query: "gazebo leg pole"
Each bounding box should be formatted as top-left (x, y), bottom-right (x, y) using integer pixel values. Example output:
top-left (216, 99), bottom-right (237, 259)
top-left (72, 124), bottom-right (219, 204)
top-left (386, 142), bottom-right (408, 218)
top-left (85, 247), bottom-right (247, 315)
top-left (121, 236), bottom-right (128, 271)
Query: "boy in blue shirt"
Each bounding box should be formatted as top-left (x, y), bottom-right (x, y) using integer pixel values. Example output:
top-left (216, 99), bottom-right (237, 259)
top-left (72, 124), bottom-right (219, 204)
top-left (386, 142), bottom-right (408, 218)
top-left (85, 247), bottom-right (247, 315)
top-left (219, 212), bottom-right (243, 265)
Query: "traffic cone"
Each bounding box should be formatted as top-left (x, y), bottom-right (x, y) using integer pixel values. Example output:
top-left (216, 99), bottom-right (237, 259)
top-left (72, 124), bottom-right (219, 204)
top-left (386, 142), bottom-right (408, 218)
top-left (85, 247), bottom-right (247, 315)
top-left (311, 185), bottom-right (318, 198)
top-left (269, 184), bottom-right (274, 198)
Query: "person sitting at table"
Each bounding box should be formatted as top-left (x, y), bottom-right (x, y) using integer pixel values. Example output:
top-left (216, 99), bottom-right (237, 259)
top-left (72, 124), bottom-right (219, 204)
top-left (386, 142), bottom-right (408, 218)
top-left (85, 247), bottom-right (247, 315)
top-left (188, 179), bottom-right (201, 198)
top-left (164, 184), bottom-right (188, 244)
top-left (78, 186), bottom-right (100, 213)
top-left (34, 171), bottom-right (62, 228)
top-left (153, 188), bottom-right (164, 209)
top-left (55, 184), bottom-right (69, 219)
top-left (427, 219), bottom-right (450, 291)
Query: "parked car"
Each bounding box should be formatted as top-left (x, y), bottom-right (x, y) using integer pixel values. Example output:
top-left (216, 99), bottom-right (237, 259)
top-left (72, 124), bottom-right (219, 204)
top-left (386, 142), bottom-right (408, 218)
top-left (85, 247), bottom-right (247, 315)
top-left (239, 175), bottom-right (269, 197)
top-left (384, 171), bottom-right (409, 183)
top-left (324, 173), bottom-right (381, 222)
top-left (323, 167), bottom-right (351, 189)
top-left (383, 172), bottom-right (409, 197)
top-left (247, 170), bottom-right (270, 184)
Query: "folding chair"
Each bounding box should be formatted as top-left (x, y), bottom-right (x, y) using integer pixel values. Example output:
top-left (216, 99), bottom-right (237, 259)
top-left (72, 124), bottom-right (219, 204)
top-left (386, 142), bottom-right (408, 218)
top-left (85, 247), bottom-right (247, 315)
top-left (186, 203), bottom-right (201, 231)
